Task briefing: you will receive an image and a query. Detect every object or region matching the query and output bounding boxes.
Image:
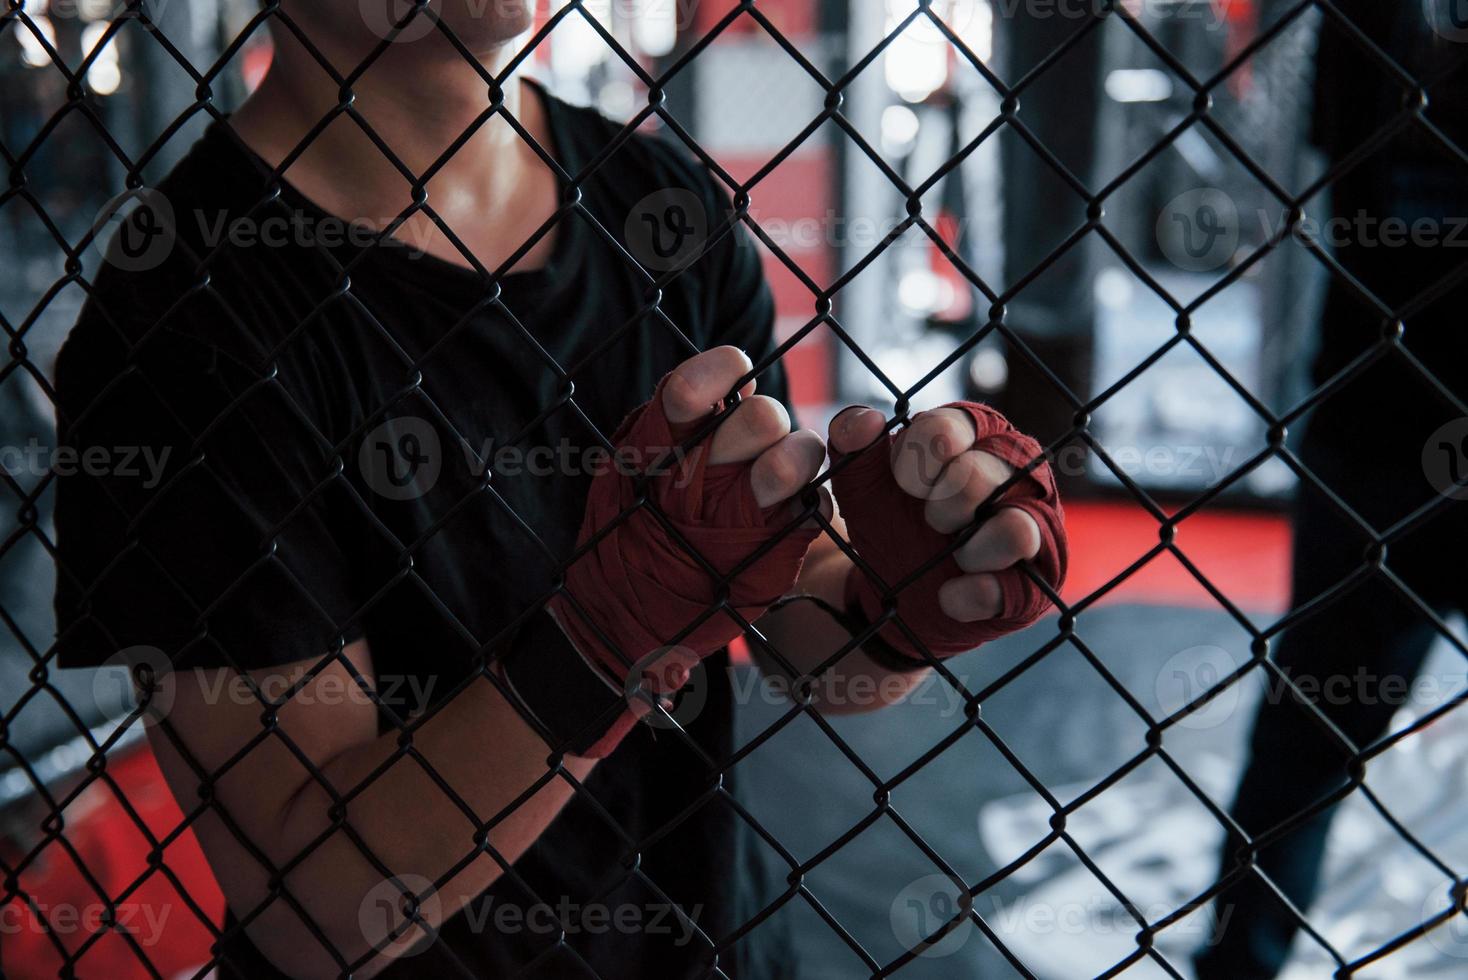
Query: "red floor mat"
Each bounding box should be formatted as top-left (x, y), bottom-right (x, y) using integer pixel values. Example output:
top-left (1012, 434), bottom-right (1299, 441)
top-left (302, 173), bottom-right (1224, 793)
top-left (1062, 500), bottom-right (1292, 614)
top-left (1, 743), bottom-right (224, 979)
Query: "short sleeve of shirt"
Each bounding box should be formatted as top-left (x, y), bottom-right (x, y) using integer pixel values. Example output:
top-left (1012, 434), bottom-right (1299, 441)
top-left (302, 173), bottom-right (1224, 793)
top-left (53, 286), bottom-right (362, 674)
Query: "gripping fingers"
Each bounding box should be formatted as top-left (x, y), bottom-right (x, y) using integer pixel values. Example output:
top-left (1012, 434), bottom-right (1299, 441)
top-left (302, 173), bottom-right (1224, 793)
top-left (921, 450), bottom-right (1016, 533)
top-left (828, 405), bottom-right (887, 455)
top-left (937, 573), bottom-right (1003, 622)
top-left (890, 408), bottom-right (977, 498)
top-left (662, 346), bottom-right (756, 431)
top-left (749, 428), bottom-right (825, 509)
top-left (708, 395), bottom-right (791, 466)
top-left (954, 506), bottom-right (1042, 573)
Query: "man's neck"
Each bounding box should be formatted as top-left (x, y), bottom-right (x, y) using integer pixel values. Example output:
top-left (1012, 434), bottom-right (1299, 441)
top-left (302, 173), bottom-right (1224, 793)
top-left (227, 33), bottom-right (560, 272)
top-left (230, 35), bottom-right (531, 230)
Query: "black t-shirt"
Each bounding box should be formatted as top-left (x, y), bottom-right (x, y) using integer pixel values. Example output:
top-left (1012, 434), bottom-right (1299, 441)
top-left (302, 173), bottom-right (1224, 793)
top-left (54, 85), bottom-right (795, 979)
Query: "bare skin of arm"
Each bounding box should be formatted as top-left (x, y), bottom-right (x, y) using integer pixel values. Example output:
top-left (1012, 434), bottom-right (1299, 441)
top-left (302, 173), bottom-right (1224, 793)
top-left (147, 645), bottom-right (597, 979)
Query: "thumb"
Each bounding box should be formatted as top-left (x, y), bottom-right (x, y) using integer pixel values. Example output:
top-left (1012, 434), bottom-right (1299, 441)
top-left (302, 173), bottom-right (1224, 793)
top-left (827, 405), bottom-right (888, 459)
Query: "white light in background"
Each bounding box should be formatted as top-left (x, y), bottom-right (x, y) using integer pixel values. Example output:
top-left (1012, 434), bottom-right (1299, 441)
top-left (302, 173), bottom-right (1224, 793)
top-left (17, 16), bottom-right (56, 67)
top-left (965, 0), bottom-right (993, 62)
top-left (630, 0), bottom-right (677, 57)
top-left (80, 0), bottom-right (115, 20)
top-left (1094, 267), bottom-right (1135, 310)
top-left (598, 78), bottom-right (636, 118)
top-left (898, 268), bottom-right (955, 315)
top-left (969, 346), bottom-right (1008, 392)
top-left (882, 0), bottom-right (991, 102)
top-left (1105, 68), bottom-right (1174, 104)
top-left (880, 104), bottom-right (920, 155)
top-left (883, 30), bottom-right (947, 102)
top-left (551, 0), bottom-right (613, 83)
top-left (81, 20), bottom-right (121, 95)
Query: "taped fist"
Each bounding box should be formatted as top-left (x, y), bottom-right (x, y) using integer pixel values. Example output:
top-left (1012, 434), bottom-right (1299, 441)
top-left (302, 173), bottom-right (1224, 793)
top-left (829, 402), bottom-right (1067, 666)
top-left (545, 347), bottom-right (825, 756)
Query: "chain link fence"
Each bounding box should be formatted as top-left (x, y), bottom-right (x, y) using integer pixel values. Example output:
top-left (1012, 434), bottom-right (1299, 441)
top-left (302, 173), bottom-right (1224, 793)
top-left (3, 0), bottom-right (1467, 977)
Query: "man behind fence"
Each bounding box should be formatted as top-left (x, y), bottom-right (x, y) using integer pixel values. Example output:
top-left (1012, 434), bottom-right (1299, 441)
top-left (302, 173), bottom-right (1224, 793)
top-left (1197, 3), bottom-right (1468, 976)
top-left (51, 3), bottom-right (1066, 978)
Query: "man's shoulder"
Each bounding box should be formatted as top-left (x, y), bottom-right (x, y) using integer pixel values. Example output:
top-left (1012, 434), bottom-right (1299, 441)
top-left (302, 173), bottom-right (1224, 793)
top-left (546, 92), bottom-right (728, 211)
top-left (66, 124), bottom-right (339, 395)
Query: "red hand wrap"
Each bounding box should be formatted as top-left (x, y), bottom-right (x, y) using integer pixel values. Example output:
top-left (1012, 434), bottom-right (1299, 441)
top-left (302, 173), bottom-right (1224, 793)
top-left (833, 402), bottom-right (1067, 662)
top-left (547, 378), bottom-right (819, 754)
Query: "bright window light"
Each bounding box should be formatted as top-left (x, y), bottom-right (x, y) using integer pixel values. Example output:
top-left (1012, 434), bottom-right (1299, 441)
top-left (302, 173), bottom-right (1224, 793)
top-left (631, 0), bottom-right (677, 57)
top-left (1105, 68), bottom-right (1174, 103)
top-left (18, 16), bottom-right (56, 68)
top-left (881, 104), bottom-right (921, 155)
top-left (82, 21), bottom-right (121, 95)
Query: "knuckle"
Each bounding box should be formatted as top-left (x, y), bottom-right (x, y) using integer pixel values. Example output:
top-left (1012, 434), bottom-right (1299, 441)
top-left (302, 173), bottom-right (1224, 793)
top-left (895, 416), bottom-right (970, 492)
top-left (953, 452), bottom-right (998, 504)
top-left (668, 346), bottom-right (752, 414)
top-left (758, 445), bottom-right (803, 493)
top-left (706, 345), bottom-right (753, 387)
top-left (906, 415), bottom-right (960, 459)
top-left (919, 410), bottom-right (971, 456)
top-left (973, 450), bottom-right (1014, 488)
top-left (738, 395), bottom-right (790, 442)
top-left (1002, 508), bottom-right (1043, 557)
top-left (938, 574), bottom-right (1002, 622)
top-left (661, 369), bottom-right (701, 418)
top-left (922, 495), bottom-right (949, 531)
top-left (785, 431), bottom-right (825, 478)
top-left (1003, 512), bottom-right (1032, 547)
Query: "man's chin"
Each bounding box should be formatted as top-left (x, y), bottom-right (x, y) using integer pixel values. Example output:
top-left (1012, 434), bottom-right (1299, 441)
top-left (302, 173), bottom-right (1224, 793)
top-left (349, 0), bottom-right (536, 50)
top-left (443, 0), bottom-right (536, 45)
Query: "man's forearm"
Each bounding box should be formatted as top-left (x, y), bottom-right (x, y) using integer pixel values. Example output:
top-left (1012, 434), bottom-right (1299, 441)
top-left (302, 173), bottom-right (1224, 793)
top-left (151, 661), bottom-right (597, 980)
top-left (280, 675), bottom-right (596, 977)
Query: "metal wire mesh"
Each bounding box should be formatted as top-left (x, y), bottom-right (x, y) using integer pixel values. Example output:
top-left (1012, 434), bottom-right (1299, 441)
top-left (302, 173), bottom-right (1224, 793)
top-left (2, 1), bottom-right (1467, 977)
